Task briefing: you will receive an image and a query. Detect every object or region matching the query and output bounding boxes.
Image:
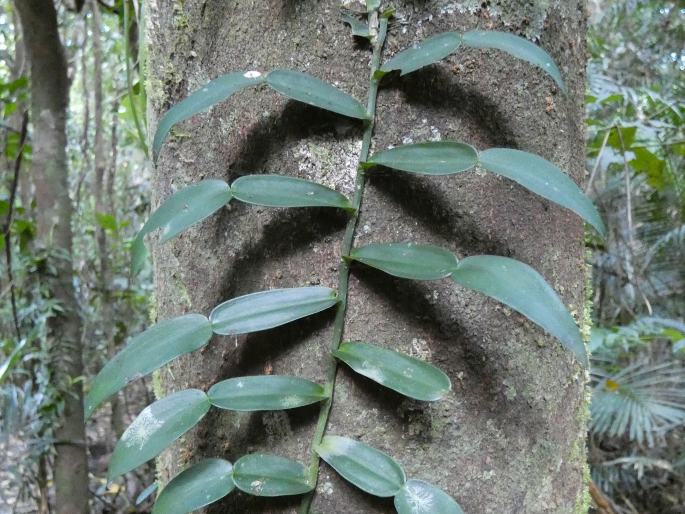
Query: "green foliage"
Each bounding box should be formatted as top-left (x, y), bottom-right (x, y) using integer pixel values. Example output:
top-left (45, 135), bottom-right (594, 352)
top-left (209, 286), bottom-right (339, 335)
top-left (152, 459), bottom-right (234, 514)
top-left (109, 389), bottom-right (211, 479)
top-left (316, 435), bottom-right (406, 497)
top-left (231, 454), bottom-right (313, 496)
top-left (92, 5), bottom-right (605, 512)
top-left (207, 376), bottom-right (328, 411)
top-left (333, 342), bottom-right (451, 401)
top-left (395, 479), bottom-right (464, 514)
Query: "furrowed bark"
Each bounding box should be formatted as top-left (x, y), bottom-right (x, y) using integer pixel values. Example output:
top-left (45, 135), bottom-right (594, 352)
top-left (13, 1), bottom-right (89, 513)
top-left (147, 1), bottom-right (589, 512)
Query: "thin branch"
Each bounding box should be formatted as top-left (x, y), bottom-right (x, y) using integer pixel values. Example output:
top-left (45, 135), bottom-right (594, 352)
top-left (2, 110), bottom-right (28, 340)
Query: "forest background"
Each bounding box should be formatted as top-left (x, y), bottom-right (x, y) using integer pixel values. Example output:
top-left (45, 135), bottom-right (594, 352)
top-left (0, 0), bottom-right (683, 513)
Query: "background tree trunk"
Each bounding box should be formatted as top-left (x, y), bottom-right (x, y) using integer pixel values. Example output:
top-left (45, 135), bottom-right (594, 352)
top-left (13, 1), bottom-right (89, 513)
top-left (146, 1), bottom-right (589, 512)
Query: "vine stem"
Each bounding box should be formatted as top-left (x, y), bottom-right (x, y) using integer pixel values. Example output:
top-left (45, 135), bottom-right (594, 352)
top-left (298, 14), bottom-right (389, 514)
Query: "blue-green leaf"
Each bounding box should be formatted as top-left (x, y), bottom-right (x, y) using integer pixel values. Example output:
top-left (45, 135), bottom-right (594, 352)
top-left (131, 234), bottom-right (147, 276)
top-left (451, 255), bottom-right (587, 366)
top-left (342, 13), bottom-right (370, 39)
top-left (479, 148), bottom-right (606, 237)
top-left (209, 287), bottom-right (338, 335)
top-left (109, 389), bottom-right (211, 479)
top-left (135, 482), bottom-right (158, 506)
top-left (137, 179), bottom-right (231, 244)
top-left (207, 375), bottom-right (327, 411)
top-left (231, 175), bottom-right (352, 210)
top-left (86, 314), bottom-right (213, 418)
top-left (462, 30), bottom-right (565, 91)
top-left (316, 435), bottom-right (406, 497)
top-left (333, 342), bottom-right (450, 401)
top-left (365, 141), bottom-right (478, 175)
top-left (350, 243), bottom-right (458, 280)
top-left (381, 32), bottom-right (462, 76)
top-left (267, 70), bottom-right (368, 120)
top-left (232, 454), bottom-right (313, 497)
top-left (153, 71), bottom-right (265, 160)
top-left (152, 459), bottom-right (234, 514)
top-left (394, 480), bottom-right (463, 514)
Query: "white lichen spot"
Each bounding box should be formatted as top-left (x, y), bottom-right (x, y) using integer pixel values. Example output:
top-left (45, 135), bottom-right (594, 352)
top-left (243, 70), bottom-right (262, 79)
top-left (250, 480), bottom-right (264, 494)
top-left (123, 408), bottom-right (164, 450)
top-left (405, 482), bottom-right (435, 513)
top-left (280, 395), bottom-right (302, 408)
top-left (360, 361), bottom-right (385, 384)
top-left (322, 481), bottom-right (334, 495)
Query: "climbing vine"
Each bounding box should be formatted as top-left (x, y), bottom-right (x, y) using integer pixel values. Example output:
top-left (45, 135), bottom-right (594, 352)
top-left (86, 4), bottom-right (603, 513)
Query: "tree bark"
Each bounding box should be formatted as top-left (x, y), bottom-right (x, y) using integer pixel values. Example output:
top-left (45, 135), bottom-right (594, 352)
top-left (13, 1), bottom-right (89, 513)
top-left (146, 1), bottom-right (589, 512)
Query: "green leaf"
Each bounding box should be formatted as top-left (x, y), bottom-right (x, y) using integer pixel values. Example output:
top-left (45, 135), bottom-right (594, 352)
top-left (366, 0), bottom-right (380, 12)
top-left (135, 482), bottom-right (158, 506)
top-left (86, 315), bottom-right (213, 418)
top-left (152, 459), bottom-right (234, 514)
top-left (366, 141), bottom-right (478, 175)
top-left (108, 389), bottom-right (210, 479)
top-left (462, 30), bottom-right (565, 91)
top-left (342, 13), bottom-right (370, 39)
top-left (381, 32), bottom-right (462, 76)
top-left (333, 342), bottom-right (450, 401)
top-left (316, 435), bottom-right (406, 497)
top-left (207, 375), bottom-right (327, 411)
top-left (232, 454), bottom-right (313, 497)
top-left (451, 255), bottom-right (587, 366)
top-left (231, 175), bottom-right (353, 210)
top-left (153, 71), bottom-right (265, 160)
top-left (135, 482), bottom-right (159, 506)
top-left (267, 70), bottom-right (368, 120)
top-left (607, 126), bottom-right (637, 150)
top-left (138, 179), bottom-right (232, 243)
top-left (350, 243), bottom-right (458, 280)
top-left (394, 480), bottom-right (463, 514)
top-left (479, 148), bottom-right (606, 237)
top-left (95, 212), bottom-right (118, 231)
top-left (131, 235), bottom-right (147, 275)
top-left (210, 286), bottom-right (338, 335)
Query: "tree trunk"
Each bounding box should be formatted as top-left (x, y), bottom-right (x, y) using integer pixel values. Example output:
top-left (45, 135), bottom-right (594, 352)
top-left (13, 1), bottom-right (89, 513)
top-left (146, 1), bottom-right (589, 512)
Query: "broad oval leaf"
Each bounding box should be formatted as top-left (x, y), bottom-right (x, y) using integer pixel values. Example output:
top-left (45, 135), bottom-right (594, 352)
top-left (381, 32), bottom-right (462, 76)
top-left (267, 70), bottom-right (368, 120)
top-left (231, 175), bottom-right (352, 210)
top-left (333, 342), bottom-right (450, 401)
top-left (137, 179), bottom-right (231, 244)
top-left (210, 286), bottom-right (338, 335)
top-left (394, 479), bottom-right (464, 514)
top-left (153, 71), bottom-right (265, 160)
top-left (451, 255), bottom-right (587, 366)
top-left (108, 389), bottom-right (210, 479)
top-left (462, 30), bottom-right (565, 91)
top-left (316, 435), bottom-right (406, 497)
top-left (86, 314), bottom-right (213, 418)
top-left (232, 454), bottom-right (312, 497)
top-left (366, 142), bottom-right (478, 175)
top-left (479, 148), bottom-right (606, 237)
top-left (152, 459), bottom-right (235, 514)
top-left (207, 375), bottom-right (327, 411)
top-left (350, 243), bottom-right (458, 280)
